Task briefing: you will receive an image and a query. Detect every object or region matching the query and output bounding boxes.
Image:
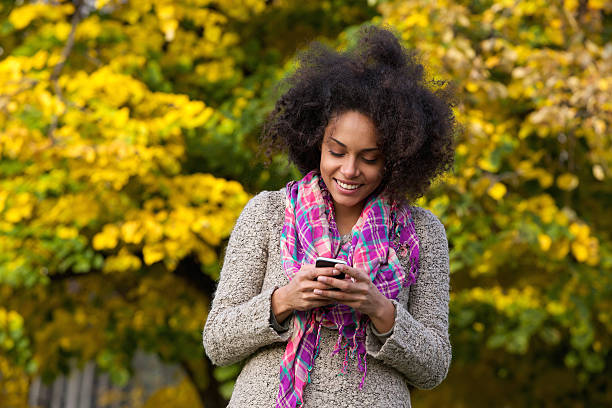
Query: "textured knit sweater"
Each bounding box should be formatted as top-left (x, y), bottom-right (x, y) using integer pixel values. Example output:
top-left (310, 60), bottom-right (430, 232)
top-left (202, 190), bottom-right (451, 407)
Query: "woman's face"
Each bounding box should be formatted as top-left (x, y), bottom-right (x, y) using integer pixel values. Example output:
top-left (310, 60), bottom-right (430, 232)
top-left (319, 111), bottom-right (384, 214)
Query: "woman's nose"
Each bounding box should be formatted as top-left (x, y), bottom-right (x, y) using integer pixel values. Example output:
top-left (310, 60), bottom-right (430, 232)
top-left (340, 157), bottom-right (359, 178)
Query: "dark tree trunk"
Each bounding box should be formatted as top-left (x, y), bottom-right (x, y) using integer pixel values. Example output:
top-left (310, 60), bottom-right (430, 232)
top-left (182, 358), bottom-right (227, 408)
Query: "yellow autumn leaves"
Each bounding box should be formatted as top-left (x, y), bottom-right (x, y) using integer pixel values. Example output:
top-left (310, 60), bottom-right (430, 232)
top-left (515, 194), bottom-right (600, 264)
top-left (380, 0), bottom-right (609, 274)
top-left (0, 309), bottom-right (24, 348)
top-left (0, 193), bottom-right (34, 224)
top-left (459, 286), bottom-right (541, 317)
top-left (487, 182), bottom-right (507, 201)
top-left (91, 175), bottom-right (249, 273)
top-left (92, 225), bottom-right (121, 250)
top-left (1, 0), bottom-right (610, 406)
top-left (0, 307), bottom-right (31, 407)
top-left (0, 354), bottom-right (29, 408)
top-left (0, 0), bottom-right (249, 281)
top-left (380, 5), bottom-right (610, 401)
top-left (557, 173), bottom-right (580, 191)
top-left (569, 222), bottom-right (599, 265)
top-left (8, 2), bottom-right (75, 30)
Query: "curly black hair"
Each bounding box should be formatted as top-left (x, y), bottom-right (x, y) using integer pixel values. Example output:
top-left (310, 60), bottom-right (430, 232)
top-left (261, 25), bottom-right (457, 202)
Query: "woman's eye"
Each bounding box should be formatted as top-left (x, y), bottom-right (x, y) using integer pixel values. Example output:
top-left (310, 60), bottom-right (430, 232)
top-left (362, 157), bottom-right (378, 163)
top-left (329, 151), bottom-right (344, 157)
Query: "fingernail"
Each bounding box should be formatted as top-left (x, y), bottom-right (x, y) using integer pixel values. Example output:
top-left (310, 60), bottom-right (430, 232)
top-left (314, 289), bottom-right (322, 295)
top-left (317, 276), bottom-right (327, 282)
top-left (332, 269), bottom-right (339, 275)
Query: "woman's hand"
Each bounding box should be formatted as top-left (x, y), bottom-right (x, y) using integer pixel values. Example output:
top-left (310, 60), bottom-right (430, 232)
top-left (313, 264), bottom-right (396, 333)
top-left (271, 264), bottom-right (338, 323)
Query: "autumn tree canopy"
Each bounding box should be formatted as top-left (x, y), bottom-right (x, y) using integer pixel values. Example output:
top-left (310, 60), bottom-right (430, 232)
top-left (1, 0), bottom-right (610, 407)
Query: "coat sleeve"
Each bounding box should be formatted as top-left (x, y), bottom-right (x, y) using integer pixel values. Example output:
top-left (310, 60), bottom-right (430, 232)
top-left (202, 191), bottom-right (293, 366)
top-left (365, 209), bottom-right (451, 389)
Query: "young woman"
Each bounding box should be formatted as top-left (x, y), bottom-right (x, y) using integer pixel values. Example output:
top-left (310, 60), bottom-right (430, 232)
top-left (203, 25), bottom-right (456, 408)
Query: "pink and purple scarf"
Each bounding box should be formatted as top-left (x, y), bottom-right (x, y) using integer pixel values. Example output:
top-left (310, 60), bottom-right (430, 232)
top-left (276, 171), bottom-right (420, 407)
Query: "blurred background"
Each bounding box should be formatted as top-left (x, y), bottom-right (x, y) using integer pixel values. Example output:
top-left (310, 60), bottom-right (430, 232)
top-left (0, 0), bottom-right (610, 407)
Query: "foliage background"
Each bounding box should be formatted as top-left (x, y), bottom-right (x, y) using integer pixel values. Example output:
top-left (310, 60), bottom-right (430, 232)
top-left (1, 0), bottom-right (610, 407)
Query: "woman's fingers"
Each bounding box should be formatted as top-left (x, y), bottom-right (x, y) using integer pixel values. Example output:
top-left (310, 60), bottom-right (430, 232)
top-left (302, 291), bottom-right (335, 307)
top-left (297, 264), bottom-right (317, 280)
top-left (315, 275), bottom-right (352, 292)
top-left (293, 262), bottom-right (373, 311)
top-left (334, 264), bottom-right (367, 282)
top-left (313, 266), bottom-right (339, 277)
top-left (308, 280), bottom-right (335, 291)
top-left (313, 287), bottom-right (354, 302)
top-left (299, 265), bottom-right (337, 281)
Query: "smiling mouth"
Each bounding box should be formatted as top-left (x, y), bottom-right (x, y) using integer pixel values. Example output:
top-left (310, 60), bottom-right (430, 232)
top-left (335, 179), bottom-right (362, 190)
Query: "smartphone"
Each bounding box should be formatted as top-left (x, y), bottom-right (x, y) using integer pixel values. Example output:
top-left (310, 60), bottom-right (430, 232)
top-left (315, 257), bottom-right (347, 281)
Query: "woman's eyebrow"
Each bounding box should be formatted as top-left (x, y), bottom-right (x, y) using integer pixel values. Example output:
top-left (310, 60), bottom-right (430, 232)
top-left (329, 137), bottom-right (379, 152)
top-left (329, 136), bottom-right (378, 152)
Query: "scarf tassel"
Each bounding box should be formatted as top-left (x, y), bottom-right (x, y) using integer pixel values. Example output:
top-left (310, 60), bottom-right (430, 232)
top-left (329, 322), bottom-right (369, 388)
top-left (306, 322), bottom-right (324, 385)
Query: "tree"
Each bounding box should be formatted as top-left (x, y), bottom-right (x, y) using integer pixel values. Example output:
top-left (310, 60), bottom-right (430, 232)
top-left (377, 0), bottom-right (612, 405)
top-left (2, 0), bottom-right (611, 406)
top-left (0, 0), bottom-right (375, 406)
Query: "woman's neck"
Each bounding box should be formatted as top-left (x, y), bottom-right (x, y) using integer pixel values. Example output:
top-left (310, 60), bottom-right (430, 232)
top-left (333, 201), bottom-right (364, 236)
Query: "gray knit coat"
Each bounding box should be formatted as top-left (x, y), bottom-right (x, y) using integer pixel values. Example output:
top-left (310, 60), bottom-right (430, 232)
top-left (202, 190), bottom-right (451, 407)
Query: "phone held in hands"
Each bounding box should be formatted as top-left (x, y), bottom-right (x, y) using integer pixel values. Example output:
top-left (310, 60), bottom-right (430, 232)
top-left (315, 257), bottom-right (347, 281)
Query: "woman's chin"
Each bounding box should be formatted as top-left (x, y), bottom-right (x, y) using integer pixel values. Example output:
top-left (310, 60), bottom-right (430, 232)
top-left (329, 194), bottom-right (365, 211)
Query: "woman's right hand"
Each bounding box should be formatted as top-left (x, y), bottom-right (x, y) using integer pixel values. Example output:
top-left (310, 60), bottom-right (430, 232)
top-left (271, 264), bottom-right (338, 323)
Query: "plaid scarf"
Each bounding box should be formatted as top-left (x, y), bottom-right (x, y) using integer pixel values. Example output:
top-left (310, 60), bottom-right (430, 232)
top-left (276, 171), bottom-right (419, 407)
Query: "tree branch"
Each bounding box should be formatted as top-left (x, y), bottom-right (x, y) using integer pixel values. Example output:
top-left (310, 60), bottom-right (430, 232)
top-left (0, 78), bottom-right (39, 113)
top-left (173, 254), bottom-right (219, 297)
top-left (48, 0), bottom-right (88, 142)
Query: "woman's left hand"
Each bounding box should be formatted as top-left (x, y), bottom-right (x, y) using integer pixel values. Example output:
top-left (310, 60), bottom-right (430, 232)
top-left (314, 263), bottom-right (396, 333)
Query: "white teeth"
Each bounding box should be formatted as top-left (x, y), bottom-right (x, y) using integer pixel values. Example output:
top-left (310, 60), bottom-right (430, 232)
top-left (336, 180), bottom-right (360, 190)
